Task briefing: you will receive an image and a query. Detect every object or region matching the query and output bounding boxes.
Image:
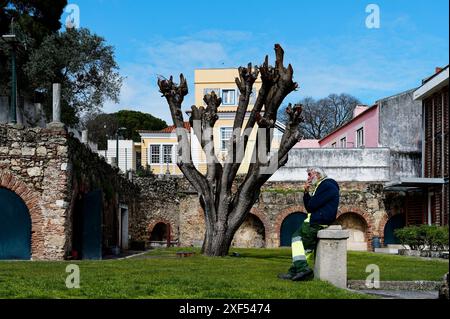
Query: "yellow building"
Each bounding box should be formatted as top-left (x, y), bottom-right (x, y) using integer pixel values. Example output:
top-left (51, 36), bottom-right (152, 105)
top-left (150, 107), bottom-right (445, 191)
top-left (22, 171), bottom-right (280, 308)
top-left (139, 68), bottom-right (285, 175)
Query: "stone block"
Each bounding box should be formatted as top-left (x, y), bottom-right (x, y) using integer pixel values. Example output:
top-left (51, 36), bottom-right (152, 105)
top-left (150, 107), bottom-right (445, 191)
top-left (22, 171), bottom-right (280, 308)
top-left (9, 148), bottom-right (21, 156)
top-left (57, 145), bottom-right (68, 156)
top-left (55, 200), bottom-right (68, 208)
top-left (27, 167), bottom-right (42, 177)
top-left (366, 198), bottom-right (379, 210)
top-left (314, 225), bottom-right (349, 289)
top-left (36, 146), bottom-right (47, 156)
top-left (21, 147), bottom-right (35, 156)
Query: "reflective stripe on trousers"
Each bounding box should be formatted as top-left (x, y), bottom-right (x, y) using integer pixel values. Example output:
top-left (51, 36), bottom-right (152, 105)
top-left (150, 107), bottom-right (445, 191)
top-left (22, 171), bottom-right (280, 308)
top-left (291, 213), bottom-right (327, 266)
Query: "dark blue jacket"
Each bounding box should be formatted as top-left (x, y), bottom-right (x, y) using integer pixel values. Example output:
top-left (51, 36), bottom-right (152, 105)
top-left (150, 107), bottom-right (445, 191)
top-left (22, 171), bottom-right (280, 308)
top-left (303, 178), bottom-right (340, 225)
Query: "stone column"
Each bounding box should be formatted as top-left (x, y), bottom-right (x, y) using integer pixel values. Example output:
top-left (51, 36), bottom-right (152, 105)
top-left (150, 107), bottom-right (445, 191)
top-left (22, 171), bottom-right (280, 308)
top-left (81, 130), bottom-right (88, 144)
top-left (314, 225), bottom-right (350, 289)
top-left (47, 83), bottom-right (64, 129)
top-left (52, 83), bottom-right (61, 122)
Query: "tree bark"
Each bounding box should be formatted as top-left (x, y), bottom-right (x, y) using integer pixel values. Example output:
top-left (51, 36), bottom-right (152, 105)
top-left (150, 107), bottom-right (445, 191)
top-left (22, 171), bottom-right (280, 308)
top-left (157, 44), bottom-right (303, 257)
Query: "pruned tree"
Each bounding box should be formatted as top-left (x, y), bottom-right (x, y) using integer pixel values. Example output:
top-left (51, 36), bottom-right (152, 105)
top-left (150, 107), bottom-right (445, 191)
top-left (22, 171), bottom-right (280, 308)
top-left (157, 44), bottom-right (303, 256)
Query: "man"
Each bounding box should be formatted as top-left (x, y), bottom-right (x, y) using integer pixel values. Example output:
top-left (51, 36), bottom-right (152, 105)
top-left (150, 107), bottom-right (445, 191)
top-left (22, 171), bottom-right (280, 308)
top-left (278, 167), bottom-right (340, 281)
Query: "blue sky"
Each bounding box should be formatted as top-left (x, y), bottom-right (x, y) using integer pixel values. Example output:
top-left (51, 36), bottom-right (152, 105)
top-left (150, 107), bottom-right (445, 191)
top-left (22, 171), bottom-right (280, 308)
top-left (63, 0), bottom-right (449, 122)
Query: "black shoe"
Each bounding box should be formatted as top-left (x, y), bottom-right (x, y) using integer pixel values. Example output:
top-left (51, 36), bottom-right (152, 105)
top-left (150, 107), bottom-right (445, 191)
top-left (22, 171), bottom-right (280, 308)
top-left (291, 269), bottom-right (314, 281)
top-left (278, 273), bottom-right (295, 280)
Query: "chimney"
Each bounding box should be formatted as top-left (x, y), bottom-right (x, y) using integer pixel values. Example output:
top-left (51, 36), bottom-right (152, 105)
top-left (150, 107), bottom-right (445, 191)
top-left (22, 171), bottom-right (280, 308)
top-left (353, 105), bottom-right (369, 118)
top-left (435, 67), bottom-right (443, 74)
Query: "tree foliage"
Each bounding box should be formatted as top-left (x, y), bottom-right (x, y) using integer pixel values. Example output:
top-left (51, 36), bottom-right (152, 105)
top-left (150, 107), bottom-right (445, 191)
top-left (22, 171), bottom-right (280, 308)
top-left (25, 28), bottom-right (123, 125)
top-left (114, 110), bottom-right (167, 142)
top-left (84, 110), bottom-right (167, 149)
top-left (0, 0), bottom-right (67, 96)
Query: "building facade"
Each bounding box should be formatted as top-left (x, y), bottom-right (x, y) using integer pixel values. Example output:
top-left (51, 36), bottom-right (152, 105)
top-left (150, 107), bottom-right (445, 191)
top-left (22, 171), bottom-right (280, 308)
top-left (140, 68), bottom-right (284, 175)
top-left (413, 66), bottom-right (449, 226)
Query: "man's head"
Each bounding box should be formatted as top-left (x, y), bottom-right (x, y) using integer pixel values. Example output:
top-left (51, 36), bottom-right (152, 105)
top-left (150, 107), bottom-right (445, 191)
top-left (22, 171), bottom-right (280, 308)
top-left (307, 167), bottom-right (327, 185)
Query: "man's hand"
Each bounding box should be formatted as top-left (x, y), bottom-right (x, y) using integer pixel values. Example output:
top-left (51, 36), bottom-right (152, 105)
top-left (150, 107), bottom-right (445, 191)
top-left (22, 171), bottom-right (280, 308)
top-left (303, 182), bottom-right (311, 193)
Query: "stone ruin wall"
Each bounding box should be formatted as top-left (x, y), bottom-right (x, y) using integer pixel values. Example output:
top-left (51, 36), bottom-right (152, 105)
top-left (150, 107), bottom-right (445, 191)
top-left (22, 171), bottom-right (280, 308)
top-left (0, 124), bottom-right (139, 260)
top-left (137, 175), bottom-right (404, 250)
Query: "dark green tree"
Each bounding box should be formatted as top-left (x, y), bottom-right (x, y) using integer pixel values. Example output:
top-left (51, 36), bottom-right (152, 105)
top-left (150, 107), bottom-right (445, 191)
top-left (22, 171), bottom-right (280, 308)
top-left (0, 0), bottom-right (67, 96)
top-left (114, 110), bottom-right (167, 142)
top-left (83, 112), bottom-right (119, 150)
top-left (84, 110), bottom-right (167, 149)
top-left (25, 28), bottom-right (123, 125)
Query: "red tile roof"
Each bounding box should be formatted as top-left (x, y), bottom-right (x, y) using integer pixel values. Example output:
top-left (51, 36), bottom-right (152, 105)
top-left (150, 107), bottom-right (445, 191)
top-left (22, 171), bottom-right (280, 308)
top-left (138, 122), bottom-right (191, 134)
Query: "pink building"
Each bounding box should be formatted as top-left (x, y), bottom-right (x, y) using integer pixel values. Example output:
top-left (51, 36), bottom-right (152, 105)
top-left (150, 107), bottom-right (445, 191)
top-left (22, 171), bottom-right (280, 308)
top-left (319, 105), bottom-right (380, 148)
top-left (293, 139), bottom-right (320, 148)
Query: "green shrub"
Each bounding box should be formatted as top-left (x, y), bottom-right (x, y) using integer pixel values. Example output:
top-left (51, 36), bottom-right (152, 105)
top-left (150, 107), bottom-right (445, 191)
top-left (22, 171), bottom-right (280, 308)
top-left (135, 165), bottom-right (154, 177)
top-left (395, 225), bottom-right (449, 251)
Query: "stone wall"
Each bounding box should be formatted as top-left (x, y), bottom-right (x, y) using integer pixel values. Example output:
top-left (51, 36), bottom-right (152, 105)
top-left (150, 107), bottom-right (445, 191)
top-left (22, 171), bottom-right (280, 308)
top-left (66, 133), bottom-right (139, 254)
top-left (377, 89), bottom-right (422, 153)
top-left (0, 125), bottom-right (69, 260)
top-left (0, 124), bottom-right (139, 260)
top-left (269, 148), bottom-right (392, 182)
top-left (136, 174), bottom-right (400, 251)
top-left (132, 175), bottom-right (195, 244)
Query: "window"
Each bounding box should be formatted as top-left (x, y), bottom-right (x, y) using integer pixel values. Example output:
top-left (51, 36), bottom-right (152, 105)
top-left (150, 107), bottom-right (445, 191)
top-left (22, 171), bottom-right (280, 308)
top-left (150, 145), bottom-right (160, 164)
top-left (331, 142), bottom-right (337, 148)
top-left (340, 137), bottom-right (347, 148)
top-left (356, 128), bottom-right (364, 147)
top-left (221, 89), bottom-right (236, 105)
top-left (163, 145), bottom-right (173, 164)
top-left (220, 127), bottom-right (233, 151)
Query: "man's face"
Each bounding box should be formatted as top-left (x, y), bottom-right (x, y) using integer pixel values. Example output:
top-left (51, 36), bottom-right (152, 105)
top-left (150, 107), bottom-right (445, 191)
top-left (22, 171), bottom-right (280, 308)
top-left (307, 170), bottom-right (320, 184)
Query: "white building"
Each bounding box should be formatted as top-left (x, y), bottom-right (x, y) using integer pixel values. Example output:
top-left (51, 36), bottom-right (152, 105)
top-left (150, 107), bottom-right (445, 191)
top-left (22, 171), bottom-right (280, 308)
top-left (101, 140), bottom-right (138, 173)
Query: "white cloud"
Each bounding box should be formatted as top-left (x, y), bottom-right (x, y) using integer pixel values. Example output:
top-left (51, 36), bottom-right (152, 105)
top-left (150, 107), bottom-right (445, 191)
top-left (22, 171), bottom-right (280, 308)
top-left (104, 26), bottom-right (448, 122)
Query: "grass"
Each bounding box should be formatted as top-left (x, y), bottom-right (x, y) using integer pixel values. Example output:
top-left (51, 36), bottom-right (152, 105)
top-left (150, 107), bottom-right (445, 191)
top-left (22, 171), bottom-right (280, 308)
top-left (0, 248), bottom-right (447, 299)
top-left (347, 251), bottom-right (448, 281)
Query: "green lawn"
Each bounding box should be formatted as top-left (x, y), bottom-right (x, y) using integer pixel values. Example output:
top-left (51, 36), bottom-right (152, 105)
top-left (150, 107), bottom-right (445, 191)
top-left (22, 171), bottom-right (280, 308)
top-left (0, 248), bottom-right (447, 299)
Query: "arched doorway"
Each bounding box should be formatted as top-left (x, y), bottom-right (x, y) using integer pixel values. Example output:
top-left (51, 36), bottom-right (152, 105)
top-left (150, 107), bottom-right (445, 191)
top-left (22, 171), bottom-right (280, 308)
top-left (0, 188), bottom-right (31, 260)
top-left (335, 212), bottom-right (368, 251)
top-left (384, 214), bottom-right (406, 245)
top-left (232, 214), bottom-right (266, 248)
top-left (150, 223), bottom-right (169, 241)
top-left (280, 212), bottom-right (308, 247)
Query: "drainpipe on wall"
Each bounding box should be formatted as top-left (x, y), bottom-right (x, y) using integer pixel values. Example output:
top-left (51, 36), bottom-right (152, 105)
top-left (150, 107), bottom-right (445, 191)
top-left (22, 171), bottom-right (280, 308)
top-left (441, 92), bottom-right (445, 226)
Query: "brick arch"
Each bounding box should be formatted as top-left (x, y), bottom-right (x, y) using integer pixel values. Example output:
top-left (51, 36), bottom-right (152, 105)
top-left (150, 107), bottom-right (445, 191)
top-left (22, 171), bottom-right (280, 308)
top-left (248, 207), bottom-right (271, 246)
top-left (147, 219), bottom-right (173, 241)
top-left (336, 206), bottom-right (375, 250)
top-left (0, 170), bottom-right (44, 260)
top-left (273, 206), bottom-right (307, 247)
top-left (378, 213), bottom-right (390, 245)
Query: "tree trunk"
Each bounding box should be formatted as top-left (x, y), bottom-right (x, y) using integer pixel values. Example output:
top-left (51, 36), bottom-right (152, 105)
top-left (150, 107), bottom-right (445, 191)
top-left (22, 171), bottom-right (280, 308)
top-left (203, 226), bottom-right (234, 257)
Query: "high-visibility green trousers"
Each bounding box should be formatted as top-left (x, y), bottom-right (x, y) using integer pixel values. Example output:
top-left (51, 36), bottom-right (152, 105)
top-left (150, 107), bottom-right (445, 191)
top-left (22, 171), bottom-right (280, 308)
top-left (288, 215), bottom-right (327, 274)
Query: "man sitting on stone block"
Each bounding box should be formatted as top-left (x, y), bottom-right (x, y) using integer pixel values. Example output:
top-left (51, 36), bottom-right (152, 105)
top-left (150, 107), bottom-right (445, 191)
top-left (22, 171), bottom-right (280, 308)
top-left (278, 167), bottom-right (340, 281)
